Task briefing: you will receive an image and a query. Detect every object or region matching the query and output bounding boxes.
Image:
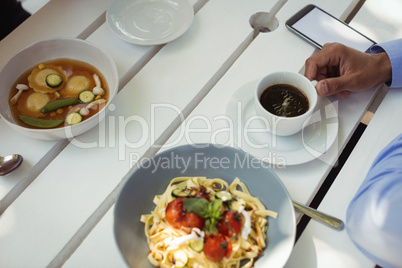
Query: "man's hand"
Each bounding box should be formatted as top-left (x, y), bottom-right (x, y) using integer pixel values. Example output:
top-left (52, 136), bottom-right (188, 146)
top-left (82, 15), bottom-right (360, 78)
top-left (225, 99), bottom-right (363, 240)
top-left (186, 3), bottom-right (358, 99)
top-left (304, 43), bottom-right (392, 98)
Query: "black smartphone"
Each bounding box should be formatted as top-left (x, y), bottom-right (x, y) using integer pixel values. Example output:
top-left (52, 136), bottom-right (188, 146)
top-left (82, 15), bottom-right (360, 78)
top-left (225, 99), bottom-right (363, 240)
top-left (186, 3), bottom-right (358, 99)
top-left (286, 4), bottom-right (376, 52)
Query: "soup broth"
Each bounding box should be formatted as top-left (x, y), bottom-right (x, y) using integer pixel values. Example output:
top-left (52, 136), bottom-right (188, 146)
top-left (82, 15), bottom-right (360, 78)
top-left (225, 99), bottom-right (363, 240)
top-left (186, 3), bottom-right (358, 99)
top-left (9, 58), bottom-right (109, 129)
top-left (259, 84), bottom-right (309, 117)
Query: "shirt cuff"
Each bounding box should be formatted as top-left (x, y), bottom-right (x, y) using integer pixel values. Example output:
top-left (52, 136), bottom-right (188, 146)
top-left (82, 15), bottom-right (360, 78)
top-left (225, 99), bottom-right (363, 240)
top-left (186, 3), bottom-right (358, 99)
top-left (370, 39), bottom-right (402, 88)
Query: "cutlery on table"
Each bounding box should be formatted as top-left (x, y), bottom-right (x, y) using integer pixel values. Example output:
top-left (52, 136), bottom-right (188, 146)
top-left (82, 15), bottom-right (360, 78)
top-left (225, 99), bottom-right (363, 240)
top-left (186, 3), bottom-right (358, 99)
top-left (0, 154), bottom-right (23, 176)
top-left (293, 200), bottom-right (344, 231)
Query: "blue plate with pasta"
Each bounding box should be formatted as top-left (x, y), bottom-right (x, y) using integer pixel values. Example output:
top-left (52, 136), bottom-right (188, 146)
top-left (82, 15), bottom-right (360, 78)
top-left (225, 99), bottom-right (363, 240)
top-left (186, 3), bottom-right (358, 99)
top-left (114, 144), bottom-right (295, 267)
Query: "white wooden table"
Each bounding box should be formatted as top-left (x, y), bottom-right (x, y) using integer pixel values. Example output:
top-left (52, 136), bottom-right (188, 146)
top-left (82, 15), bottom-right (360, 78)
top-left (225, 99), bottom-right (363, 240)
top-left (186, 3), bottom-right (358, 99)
top-left (0, 0), bottom-right (390, 267)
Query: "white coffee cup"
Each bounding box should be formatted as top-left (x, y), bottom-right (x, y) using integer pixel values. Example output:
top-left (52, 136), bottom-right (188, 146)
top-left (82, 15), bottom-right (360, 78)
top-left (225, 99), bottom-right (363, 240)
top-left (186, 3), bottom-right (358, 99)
top-left (254, 71), bottom-right (318, 136)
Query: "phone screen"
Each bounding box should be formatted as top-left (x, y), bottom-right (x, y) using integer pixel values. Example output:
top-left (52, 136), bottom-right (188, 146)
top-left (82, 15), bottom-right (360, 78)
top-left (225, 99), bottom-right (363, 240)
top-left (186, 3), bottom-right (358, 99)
top-left (288, 6), bottom-right (375, 52)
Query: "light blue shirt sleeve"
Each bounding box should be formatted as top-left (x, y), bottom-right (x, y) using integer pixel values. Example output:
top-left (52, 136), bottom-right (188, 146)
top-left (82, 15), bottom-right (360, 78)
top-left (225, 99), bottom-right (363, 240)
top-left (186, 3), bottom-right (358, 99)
top-left (370, 39), bottom-right (402, 88)
top-left (346, 134), bottom-right (402, 268)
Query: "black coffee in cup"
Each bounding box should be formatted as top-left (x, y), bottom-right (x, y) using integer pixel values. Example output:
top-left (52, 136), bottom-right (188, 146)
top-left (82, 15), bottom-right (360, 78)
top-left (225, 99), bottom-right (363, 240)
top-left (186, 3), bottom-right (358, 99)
top-left (259, 84), bottom-right (309, 117)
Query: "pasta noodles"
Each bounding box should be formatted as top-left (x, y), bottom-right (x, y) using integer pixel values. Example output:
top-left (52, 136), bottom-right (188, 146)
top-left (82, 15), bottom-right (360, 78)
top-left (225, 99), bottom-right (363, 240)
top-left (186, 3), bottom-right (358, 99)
top-left (140, 177), bottom-right (278, 268)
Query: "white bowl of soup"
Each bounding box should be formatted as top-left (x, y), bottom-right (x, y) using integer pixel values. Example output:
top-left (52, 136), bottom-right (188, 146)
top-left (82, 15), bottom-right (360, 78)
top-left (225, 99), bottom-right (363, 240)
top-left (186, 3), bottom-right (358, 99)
top-left (0, 38), bottom-right (119, 140)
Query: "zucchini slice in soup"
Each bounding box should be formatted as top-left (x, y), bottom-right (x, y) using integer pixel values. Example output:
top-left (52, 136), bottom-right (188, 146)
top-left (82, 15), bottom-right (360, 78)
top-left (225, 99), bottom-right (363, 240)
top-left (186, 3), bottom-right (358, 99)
top-left (79, 90), bottom-right (95, 103)
top-left (65, 112), bottom-right (82, 125)
top-left (46, 73), bottom-right (63, 88)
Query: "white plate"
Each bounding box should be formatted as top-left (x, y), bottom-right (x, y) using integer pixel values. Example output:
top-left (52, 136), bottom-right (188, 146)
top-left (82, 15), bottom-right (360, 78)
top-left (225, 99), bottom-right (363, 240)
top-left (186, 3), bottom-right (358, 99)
top-left (114, 144), bottom-right (296, 268)
top-left (226, 80), bottom-right (339, 166)
top-left (107, 0), bottom-right (194, 45)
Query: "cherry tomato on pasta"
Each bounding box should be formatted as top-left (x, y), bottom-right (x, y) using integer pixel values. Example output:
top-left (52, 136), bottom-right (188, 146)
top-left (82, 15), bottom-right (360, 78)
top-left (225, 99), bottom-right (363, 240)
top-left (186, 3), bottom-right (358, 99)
top-left (165, 197), bottom-right (205, 230)
top-left (204, 233), bottom-right (232, 262)
top-left (217, 211), bottom-right (242, 236)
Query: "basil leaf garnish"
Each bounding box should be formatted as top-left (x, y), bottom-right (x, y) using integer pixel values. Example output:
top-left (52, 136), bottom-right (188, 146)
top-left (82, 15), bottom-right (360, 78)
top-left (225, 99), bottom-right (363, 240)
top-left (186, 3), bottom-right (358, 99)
top-left (211, 199), bottom-right (222, 214)
top-left (183, 197), bottom-right (224, 234)
top-left (183, 198), bottom-right (209, 217)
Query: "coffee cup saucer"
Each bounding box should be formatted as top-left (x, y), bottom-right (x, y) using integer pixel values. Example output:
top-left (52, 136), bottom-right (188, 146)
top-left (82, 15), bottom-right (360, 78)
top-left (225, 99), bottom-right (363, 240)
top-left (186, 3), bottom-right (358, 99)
top-left (226, 80), bottom-right (339, 166)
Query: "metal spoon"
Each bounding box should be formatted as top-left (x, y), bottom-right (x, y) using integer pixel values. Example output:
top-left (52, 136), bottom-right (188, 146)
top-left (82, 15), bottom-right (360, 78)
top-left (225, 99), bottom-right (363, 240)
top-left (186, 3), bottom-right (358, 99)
top-left (0, 154), bottom-right (23, 176)
top-left (293, 200), bottom-right (344, 231)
